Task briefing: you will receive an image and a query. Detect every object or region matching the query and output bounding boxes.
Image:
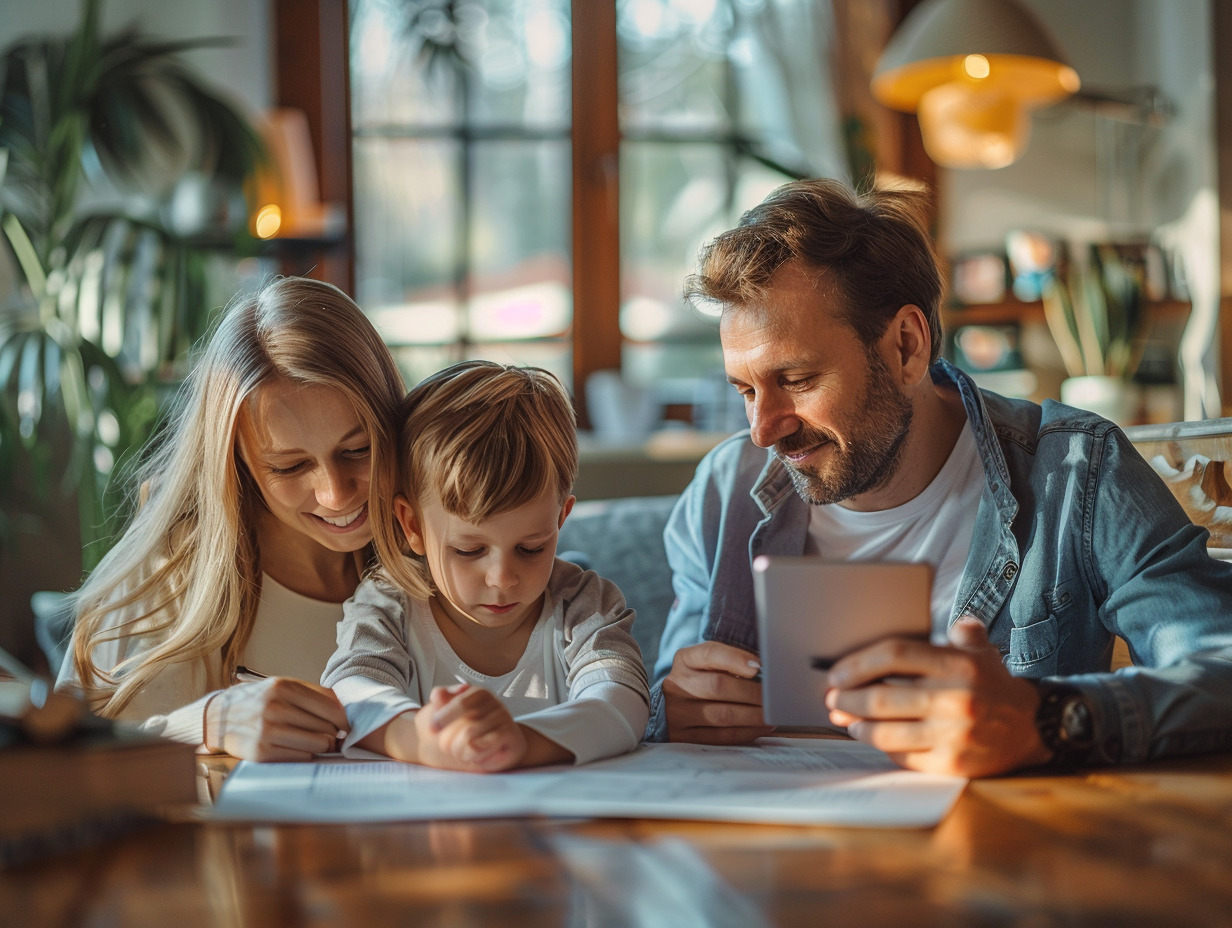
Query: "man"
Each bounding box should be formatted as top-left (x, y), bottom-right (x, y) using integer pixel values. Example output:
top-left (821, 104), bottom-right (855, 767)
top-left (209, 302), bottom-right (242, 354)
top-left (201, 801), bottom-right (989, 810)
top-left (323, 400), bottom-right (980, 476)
top-left (646, 177), bottom-right (1232, 777)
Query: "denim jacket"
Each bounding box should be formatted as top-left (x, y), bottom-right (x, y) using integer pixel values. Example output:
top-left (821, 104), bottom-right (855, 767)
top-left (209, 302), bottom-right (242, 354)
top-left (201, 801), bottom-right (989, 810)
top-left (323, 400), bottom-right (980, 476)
top-left (646, 360), bottom-right (1232, 765)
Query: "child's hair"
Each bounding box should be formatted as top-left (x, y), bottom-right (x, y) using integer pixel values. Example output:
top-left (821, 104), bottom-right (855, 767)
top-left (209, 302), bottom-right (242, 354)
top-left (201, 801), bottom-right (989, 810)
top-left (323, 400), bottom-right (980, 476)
top-left (373, 360), bottom-right (579, 598)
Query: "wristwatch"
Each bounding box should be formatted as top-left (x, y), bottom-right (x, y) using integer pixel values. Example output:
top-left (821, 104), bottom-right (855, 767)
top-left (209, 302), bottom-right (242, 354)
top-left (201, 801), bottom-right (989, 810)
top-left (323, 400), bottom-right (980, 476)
top-left (1033, 681), bottom-right (1095, 769)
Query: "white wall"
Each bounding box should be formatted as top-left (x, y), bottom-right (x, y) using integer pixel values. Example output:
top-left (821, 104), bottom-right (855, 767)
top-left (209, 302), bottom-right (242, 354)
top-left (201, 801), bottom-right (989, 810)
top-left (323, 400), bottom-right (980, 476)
top-left (940, 0), bottom-right (1214, 250)
top-left (937, 0), bottom-right (1218, 416)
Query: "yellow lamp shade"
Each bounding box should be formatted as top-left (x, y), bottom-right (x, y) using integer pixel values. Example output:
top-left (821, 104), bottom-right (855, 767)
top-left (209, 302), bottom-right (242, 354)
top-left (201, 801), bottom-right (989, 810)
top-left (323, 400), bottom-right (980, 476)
top-left (872, 0), bottom-right (1080, 169)
top-left (874, 52), bottom-right (1079, 114)
top-left (917, 82), bottom-right (1030, 169)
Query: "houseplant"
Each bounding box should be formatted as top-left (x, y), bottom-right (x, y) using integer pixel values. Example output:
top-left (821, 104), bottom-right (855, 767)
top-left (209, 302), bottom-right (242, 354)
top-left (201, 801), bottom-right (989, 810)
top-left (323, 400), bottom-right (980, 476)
top-left (0, 0), bottom-right (265, 573)
top-left (1041, 244), bottom-right (1147, 424)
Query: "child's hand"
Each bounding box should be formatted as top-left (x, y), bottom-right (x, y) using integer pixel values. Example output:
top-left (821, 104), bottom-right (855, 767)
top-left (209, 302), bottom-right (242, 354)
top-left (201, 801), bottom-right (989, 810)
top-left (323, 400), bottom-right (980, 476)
top-left (415, 683), bottom-right (528, 772)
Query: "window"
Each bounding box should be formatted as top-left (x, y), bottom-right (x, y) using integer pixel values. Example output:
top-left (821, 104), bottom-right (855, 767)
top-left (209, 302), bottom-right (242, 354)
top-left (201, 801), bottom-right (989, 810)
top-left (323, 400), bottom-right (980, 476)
top-left (348, 0), bottom-right (854, 421)
top-left (350, 0), bottom-right (575, 387)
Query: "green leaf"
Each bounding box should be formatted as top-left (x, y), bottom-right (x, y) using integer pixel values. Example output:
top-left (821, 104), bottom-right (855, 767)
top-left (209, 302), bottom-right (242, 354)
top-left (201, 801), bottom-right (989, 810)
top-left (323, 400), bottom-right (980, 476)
top-left (16, 328), bottom-right (45, 442)
top-left (1041, 275), bottom-right (1085, 378)
top-left (1, 213), bottom-right (47, 296)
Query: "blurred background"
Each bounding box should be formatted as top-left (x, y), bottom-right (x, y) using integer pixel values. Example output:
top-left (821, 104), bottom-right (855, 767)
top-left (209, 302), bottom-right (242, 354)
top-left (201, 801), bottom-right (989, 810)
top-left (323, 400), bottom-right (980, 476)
top-left (1, 0), bottom-right (1227, 672)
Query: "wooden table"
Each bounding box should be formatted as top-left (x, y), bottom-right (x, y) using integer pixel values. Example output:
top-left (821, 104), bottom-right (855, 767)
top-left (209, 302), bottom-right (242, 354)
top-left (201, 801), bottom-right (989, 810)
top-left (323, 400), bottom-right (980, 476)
top-left (4, 751), bottom-right (1232, 927)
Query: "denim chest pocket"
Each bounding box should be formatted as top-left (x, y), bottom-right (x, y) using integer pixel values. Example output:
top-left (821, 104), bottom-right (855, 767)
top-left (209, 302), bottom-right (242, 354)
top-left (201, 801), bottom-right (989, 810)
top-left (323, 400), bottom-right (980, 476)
top-left (1005, 586), bottom-right (1072, 675)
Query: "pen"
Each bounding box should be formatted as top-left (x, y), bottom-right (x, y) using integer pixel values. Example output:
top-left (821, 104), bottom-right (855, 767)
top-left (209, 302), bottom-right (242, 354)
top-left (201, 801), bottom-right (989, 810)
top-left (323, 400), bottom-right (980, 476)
top-left (234, 665), bottom-right (268, 683)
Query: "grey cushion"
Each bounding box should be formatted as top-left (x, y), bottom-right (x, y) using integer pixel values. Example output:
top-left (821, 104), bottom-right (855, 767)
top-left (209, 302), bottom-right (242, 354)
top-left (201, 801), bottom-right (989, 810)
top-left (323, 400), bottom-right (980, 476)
top-left (559, 495), bottom-right (678, 675)
top-left (32, 590), bottom-right (74, 674)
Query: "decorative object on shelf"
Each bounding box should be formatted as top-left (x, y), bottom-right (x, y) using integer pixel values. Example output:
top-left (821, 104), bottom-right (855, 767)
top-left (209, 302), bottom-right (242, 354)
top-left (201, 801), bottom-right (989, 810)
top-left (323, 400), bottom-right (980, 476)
top-left (948, 323), bottom-right (1035, 399)
top-left (0, 0), bottom-right (265, 570)
top-left (1105, 241), bottom-right (1170, 302)
top-left (1042, 244), bottom-right (1149, 425)
top-left (1005, 230), bottom-right (1064, 302)
top-left (951, 324), bottom-right (1023, 373)
top-left (950, 251), bottom-right (1007, 306)
top-left (871, 0), bottom-right (1080, 169)
top-left (249, 108), bottom-right (345, 242)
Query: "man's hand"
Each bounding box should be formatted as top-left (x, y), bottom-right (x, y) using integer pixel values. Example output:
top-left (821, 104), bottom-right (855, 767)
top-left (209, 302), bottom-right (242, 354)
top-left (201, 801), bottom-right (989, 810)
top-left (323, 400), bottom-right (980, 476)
top-left (206, 677), bottom-right (349, 761)
top-left (415, 683), bottom-right (528, 772)
top-left (661, 640), bottom-right (774, 745)
top-left (824, 616), bottom-right (1053, 777)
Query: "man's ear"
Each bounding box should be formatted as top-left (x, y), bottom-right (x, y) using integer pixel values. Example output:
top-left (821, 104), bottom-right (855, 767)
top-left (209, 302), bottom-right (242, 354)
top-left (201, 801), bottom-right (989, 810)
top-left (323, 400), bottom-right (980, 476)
top-left (558, 495), bottom-right (576, 528)
top-left (393, 496), bottom-right (427, 556)
top-left (886, 304), bottom-right (932, 385)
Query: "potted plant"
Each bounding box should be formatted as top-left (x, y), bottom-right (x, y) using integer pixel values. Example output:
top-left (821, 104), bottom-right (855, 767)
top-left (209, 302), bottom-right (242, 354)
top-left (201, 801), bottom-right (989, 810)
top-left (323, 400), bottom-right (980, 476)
top-left (0, 0), bottom-right (265, 578)
top-left (1041, 244), bottom-right (1147, 424)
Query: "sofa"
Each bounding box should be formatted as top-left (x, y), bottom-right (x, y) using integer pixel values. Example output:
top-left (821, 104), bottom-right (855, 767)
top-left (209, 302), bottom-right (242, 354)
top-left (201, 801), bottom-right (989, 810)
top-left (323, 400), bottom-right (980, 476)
top-left (557, 494), bottom-right (679, 676)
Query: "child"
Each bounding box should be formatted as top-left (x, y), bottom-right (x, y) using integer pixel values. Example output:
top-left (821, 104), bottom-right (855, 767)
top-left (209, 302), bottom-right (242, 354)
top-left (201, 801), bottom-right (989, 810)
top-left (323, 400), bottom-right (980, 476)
top-left (322, 361), bottom-right (650, 772)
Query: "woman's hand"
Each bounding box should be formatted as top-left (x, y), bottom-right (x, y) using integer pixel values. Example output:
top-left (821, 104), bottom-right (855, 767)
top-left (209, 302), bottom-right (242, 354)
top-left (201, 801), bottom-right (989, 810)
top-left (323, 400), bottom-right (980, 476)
top-left (414, 683), bottom-right (528, 772)
top-left (204, 677), bottom-right (349, 761)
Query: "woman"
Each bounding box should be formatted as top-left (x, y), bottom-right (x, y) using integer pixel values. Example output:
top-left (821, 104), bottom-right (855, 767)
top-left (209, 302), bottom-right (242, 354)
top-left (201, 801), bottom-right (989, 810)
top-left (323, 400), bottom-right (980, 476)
top-left (58, 277), bottom-right (405, 761)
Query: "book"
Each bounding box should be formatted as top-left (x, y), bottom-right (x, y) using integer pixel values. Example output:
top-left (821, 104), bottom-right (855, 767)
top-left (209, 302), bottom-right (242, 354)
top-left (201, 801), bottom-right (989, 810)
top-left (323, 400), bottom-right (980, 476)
top-left (0, 680), bottom-right (200, 867)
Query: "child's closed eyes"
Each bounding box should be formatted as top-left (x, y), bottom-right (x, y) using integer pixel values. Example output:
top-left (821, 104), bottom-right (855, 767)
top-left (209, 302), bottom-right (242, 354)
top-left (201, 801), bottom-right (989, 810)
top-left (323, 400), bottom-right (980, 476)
top-left (451, 545), bottom-right (547, 558)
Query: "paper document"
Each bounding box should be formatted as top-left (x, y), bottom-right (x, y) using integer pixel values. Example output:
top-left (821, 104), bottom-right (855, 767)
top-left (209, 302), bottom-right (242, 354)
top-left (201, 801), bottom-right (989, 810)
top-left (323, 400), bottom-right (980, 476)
top-left (211, 737), bottom-right (966, 828)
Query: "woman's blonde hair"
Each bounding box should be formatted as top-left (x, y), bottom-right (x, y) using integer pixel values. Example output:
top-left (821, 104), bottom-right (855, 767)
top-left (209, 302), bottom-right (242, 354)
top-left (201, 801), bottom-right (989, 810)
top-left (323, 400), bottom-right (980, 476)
top-left (372, 361), bottom-right (578, 599)
top-left (70, 277), bottom-right (405, 716)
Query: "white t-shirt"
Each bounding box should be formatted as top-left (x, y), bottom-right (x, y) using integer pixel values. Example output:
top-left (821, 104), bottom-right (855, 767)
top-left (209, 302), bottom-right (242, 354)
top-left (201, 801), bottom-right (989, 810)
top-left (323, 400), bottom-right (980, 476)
top-left (804, 421), bottom-right (985, 634)
top-left (243, 574), bottom-right (346, 680)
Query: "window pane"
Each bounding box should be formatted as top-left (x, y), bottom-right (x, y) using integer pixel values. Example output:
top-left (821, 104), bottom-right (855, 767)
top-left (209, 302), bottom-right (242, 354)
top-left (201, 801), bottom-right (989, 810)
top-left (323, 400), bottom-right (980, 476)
top-left (467, 141), bottom-right (571, 341)
top-left (617, 0), bottom-right (839, 426)
top-left (387, 345), bottom-right (465, 395)
top-left (618, 0), bottom-right (734, 132)
top-left (620, 144), bottom-right (795, 401)
top-left (351, 0), bottom-right (573, 385)
top-left (462, 0), bottom-right (572, 130)
top-left (353, 137), bottom-right (462, 345)
top-left (620, 142), bottom-right (732, 345)
top-left (731, 0), bottom-right (846, 178)
top-left (467, 340), bottom-right (572, 391)
top-left (350, 0), bottom-right (460, 128)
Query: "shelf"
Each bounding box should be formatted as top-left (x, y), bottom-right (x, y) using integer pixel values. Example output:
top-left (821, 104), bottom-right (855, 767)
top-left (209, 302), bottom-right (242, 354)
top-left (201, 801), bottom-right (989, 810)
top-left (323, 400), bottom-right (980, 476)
top-left (942, 298), bottom-right (1190, 330)
top-left (943, 299), bottom-right (1044, 327)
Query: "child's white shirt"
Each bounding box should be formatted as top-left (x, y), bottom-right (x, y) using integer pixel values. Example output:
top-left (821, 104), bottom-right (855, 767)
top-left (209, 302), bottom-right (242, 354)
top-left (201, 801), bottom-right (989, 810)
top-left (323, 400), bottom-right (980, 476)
top-left (322, 558), bottom-right (650, 765)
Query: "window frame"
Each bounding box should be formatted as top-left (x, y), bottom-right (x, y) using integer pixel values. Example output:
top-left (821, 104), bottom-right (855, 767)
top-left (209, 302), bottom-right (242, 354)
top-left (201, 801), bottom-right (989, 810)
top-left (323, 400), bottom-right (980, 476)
top-left (273, 0), bottom-right (935, 426)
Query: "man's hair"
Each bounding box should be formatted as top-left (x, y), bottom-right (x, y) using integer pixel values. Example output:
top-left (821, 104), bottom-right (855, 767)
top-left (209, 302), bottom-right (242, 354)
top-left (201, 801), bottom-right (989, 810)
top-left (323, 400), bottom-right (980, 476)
top-left (373, 361), bottom-right (578, 597)
top-left (684, 178), bottom-right (944, 362)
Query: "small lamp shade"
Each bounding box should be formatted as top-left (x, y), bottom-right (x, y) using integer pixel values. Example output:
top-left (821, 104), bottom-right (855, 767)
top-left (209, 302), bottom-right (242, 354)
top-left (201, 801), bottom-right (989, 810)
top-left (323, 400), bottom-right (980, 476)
top-left (917, 83), bottom-right (1030, 169)
top-left (872, 0), bottom-right (1080, 169)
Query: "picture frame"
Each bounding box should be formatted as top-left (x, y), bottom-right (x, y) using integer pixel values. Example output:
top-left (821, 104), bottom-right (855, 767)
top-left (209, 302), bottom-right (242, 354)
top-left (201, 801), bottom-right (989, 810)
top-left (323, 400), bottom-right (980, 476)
top-left (949, 323), bottom-right (1025, 374)
top-left (1106, 241), bottom-right (1170, 302)
top-left (1005, 230), bottom-right (1064, 302)
top-left (950, 251), bottom-right (1008, 306)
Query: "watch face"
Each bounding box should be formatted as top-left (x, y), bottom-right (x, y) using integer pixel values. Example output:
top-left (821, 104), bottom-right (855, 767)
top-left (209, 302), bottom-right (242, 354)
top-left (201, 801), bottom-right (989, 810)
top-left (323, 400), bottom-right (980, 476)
top-left (1060, 697), bottom-right (1093, 748)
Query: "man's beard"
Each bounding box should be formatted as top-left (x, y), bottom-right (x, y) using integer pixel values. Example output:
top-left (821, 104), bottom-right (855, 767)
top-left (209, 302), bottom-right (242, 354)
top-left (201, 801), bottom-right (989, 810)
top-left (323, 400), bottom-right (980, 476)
top-left (777, 351), bottom-right (915, 506)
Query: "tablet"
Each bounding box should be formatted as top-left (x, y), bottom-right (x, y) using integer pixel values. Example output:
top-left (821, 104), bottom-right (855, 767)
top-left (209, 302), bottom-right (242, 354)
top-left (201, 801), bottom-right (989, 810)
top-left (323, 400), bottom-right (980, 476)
top-left (752, 556), bottom-right (933, 728)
